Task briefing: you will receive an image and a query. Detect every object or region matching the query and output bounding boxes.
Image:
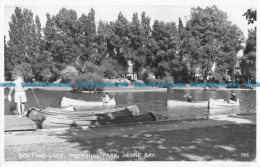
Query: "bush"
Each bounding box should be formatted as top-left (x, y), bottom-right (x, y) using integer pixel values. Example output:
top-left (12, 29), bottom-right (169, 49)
top-left (134, 79), bottom-right (144, 84)
top-left (142, 71), bottom-right (149, 83)
top-left (100, 59), bottom-right (117, 79)
top-left (213, 72), bottom-right (224, 83)
top-left (60, 66), bottom-right (78, 83)
top-left (84, 62), bottom-right (104, 75)
top-left (155, 76), bottom-right (174, 88)
top-left (104, 78), bottom-right (131, 85)
top-left (142, 71), bottom-right (159, 85)
top-left (148, 78), bottom-right (158, 85)
top-left (71, 73), bottom-right (104, 92)
top-left (102, 66), bottom-right (117, 79)
top-left (82, 61), bottom-right (118, 79)
top-left (40, 68), bottom-right (53, 82)
top-left (162, 76), bottom-right (174, 83)
top-left (118, 78), bottom-right (131, 85)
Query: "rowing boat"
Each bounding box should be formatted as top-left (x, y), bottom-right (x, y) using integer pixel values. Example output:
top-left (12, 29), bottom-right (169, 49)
top-left (208, 98), bottom-right (239, 115)
top-left (60, 96), bottom-right (116, 107)
top-left (209, 98), bottom-right (240, 107)
top-left (167, 100), bottom-right (209, 107)
top-left (44, 105), bottom-right (140, 118)
top-left (43, 112), bottom-right (156, 128)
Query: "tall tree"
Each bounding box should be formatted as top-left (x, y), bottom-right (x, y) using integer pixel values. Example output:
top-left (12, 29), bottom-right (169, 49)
top-left (78, 8), bottom-right (97, 64)
top-left (216, 23), bottom-right (244, 81)
top-left (128, 12), bottom-right (146, 75)
top-left (6, 7), bottom-right (41, 80)
top-left (240, 28), bottom-right (256, 82)
top-left (149, 20), bottom-right (179, 78)
top-left (8, 8), bottom-right (32, 62)
top-left (186, 6), bottom-right (244, 82)
top-left (174, 17), bottom-right (190, 82)
top-left (43, 8), bottom-right (82, 70)
top-left (34, 15), bottom-right (43, 55)
top-left (106, 12), bottom-right (130, 77)
top-left (4, 35), bottom-right (12, 80)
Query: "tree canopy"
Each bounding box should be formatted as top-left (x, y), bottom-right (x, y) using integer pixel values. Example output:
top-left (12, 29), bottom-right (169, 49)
top-left (4, 6), bottom-right (252, 84)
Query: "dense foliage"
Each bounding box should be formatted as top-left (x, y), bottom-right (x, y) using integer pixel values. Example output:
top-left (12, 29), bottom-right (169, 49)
top-left (71, 73), bottom-right (104, 92)
top-left (4, 6), bottom-right (255, 84)
top-left (239, 28), bottom-right (256, 82)
top-left (243, 8), bottom-right (257, 24)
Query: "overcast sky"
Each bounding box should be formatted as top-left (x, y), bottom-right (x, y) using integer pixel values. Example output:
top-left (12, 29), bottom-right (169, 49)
top-left (4, 4), bottom-right (256, 41)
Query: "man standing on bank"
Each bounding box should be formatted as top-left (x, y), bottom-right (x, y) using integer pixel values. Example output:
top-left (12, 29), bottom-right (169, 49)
top-left (8, 72), bottom-right (29, 118)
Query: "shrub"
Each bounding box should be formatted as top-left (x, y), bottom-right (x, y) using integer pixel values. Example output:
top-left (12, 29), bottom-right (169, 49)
top-left (155, 76), bottom-right (174, 88)
top-left (141, 71), bottom-right (158, 85)
top-left (213, 72), bottom-right (224, 83)
top-left (40, 68), bottom-right (53, 82)
top-left (102, 66), bottom-right (117, 79)
top-left (162, 75), bottom-right (174, 83)
top-left (118, 78), bottom-right (131, 85)
top-left (71, 73), bottom-right (104, 92)
top-left (103, 78), bottom-right (131, 86)
top-left (142, 71), bottom-right (149, 83)
top-left (84, 62), bottom-right (104, 76)
top-left (100, 59), bottom-right (117, 79)
top-left (148, 78), bottom-right (158, 85)
top-left (60, 66), bottom-right (78, 83)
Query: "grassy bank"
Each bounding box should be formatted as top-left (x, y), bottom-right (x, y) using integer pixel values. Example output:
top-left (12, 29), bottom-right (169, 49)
top-left (5, 123), bottom-right (255, 161)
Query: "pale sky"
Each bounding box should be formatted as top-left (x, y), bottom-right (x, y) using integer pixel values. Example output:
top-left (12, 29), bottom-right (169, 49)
top-left (4, 5), bottom-right (256, 40)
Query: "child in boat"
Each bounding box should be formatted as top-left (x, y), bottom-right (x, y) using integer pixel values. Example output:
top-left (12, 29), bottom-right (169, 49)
top-left (8, 72), bottom-right (29, 118)
top-left (101, 92), bottom-right (110, 103)
top-left (184, 93), bottom-right (192, 102)
top-left (228, 92), bottom-right (237, 102)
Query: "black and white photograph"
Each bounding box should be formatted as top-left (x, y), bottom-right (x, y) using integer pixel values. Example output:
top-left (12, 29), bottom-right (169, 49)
top-left (0, 0), bottom-right (258, 166)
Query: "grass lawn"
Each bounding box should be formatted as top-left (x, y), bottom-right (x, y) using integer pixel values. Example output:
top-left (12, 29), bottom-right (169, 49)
top-left (5, 123), bottom-right (256, 161)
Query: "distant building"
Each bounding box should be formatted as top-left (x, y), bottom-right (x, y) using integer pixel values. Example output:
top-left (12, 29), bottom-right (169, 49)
top-left (126, 73), bottom-right (137, 81)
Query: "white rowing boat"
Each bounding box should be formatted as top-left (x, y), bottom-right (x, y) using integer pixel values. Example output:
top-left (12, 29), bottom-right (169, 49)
top-left (209, 98), bottom-right (240, 108)
top-left (60, 96), bottom-right (116, 107)
top-left (44, 105), bottom-right (140, 118)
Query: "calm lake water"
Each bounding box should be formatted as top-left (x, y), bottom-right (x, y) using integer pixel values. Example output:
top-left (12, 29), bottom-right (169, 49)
top-left (5, 88), bottom-right (256, 121)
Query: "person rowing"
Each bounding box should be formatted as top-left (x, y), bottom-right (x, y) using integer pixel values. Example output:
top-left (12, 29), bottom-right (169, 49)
top-left (101, 92), bottom-right (110, 103)
top-left (228, 92), bottom-right (237, 103)
top-left (184, 93), bottom-right (192, 102)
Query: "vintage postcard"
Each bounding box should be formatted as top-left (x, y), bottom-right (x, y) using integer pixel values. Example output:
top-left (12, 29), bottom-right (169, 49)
top-left (0, 0), bottom-right (258, 167)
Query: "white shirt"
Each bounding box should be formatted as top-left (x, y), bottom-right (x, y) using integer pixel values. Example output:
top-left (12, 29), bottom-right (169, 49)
top-left (102, 94), bottom-right (110, 102)
top-left (13, 77), bottom-right (25, 92)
